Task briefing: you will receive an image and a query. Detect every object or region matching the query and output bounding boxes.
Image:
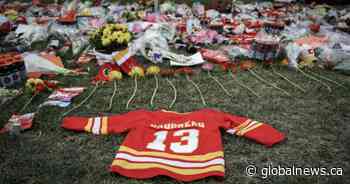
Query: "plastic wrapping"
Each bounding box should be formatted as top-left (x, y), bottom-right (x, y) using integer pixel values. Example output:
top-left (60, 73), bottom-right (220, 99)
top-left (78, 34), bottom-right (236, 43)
top-left (192, 2), bottom-right (205, 17)
top-left (186, 17), bottom-right (201, 35)
top-left (281, 23), bottom-right (309, 41)
top-left (160, 1), bottom-right (176, 14)
top-left (23, 52), bottom-right (72, 75)
top-left (317, 46), bottom-right (350, 67)
top-left (285, 43), bottom-right (303, 68)
top-left (176, 4), bottom-right (192, 17)
top-left (227, 46), bottom-right (252, 60)
top-left (15, 24), bottom-right (49, 46)
top-left (206, 10), bottom-right (220, 20)
top-left (108, 4), bottom-right (126, 19)
top-left (48, 22), bottom-right (80, 39)
top-left (131, 23), bottom-right (175, 63)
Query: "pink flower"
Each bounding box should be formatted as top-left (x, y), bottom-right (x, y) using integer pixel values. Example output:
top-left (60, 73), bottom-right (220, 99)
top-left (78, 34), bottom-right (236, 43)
top-left (202, 63), bottom-right (214, 72)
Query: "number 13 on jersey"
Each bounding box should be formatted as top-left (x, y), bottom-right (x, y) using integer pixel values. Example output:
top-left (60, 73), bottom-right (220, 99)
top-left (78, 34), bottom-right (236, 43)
top-left (146, 129), bottom-right (199, 154)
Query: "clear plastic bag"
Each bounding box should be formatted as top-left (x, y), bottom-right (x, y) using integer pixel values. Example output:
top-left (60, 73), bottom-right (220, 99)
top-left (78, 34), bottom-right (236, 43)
top-left (15, 24), bottom-right (49, 46)
top-left (285, 43), bottom-right (303, 68)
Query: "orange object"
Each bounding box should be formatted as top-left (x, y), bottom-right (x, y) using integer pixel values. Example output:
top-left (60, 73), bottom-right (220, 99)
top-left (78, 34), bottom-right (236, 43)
top-left (240, 60), bottom-right (256, 71)
top-left (58, 10), bottom-right (77, 24)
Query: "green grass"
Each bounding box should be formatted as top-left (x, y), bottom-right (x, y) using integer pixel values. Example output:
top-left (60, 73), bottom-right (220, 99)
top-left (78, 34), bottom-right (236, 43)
top-left (1, 62), bottom-right (350, 184)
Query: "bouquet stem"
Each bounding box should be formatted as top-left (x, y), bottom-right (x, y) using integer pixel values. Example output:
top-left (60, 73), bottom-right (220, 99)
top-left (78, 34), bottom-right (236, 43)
top-left (249, 69), bottom-right (291, 97)
top-left (272, 67), bottom-right (306, 93)
top-left (126, 77), bottom-right (138, 109)
top-left (229, 72), bottom-right (260, 98)
top-left (307, 70), bottom-right (347, 89)
top-left (166, 78), bottom-right (177, 109)
top-left (186, 75), bottom-right (207, 106)
top-left (150, 75), bottom-right (159, 107)
top-left (62, 82), bottom-right (100, 117)
top-left (107, 81), bottom-right (118, 111)
top-left (297, 67), bottom-right (332, 92)
top-left (208, 71), bottom-right (232, 97)
top-left (20, 93), bottom-right (37, 113)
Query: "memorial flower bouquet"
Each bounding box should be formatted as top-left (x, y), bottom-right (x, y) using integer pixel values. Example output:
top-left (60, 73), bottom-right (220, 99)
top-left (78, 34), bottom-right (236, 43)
top-left (90, 24), bottom-right (132, 53)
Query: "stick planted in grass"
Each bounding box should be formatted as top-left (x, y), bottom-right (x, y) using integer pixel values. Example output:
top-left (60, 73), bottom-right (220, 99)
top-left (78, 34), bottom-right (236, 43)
top-left (150, 75), bottom-right (159, 107)
top-left (297, 67), bottom-right (332, 92)
top-left (106, 70), bottom-right (123, 111)
top-left (146, 66), bottom-right (161, 108)
top-left (229, 72), bottom-right (260, 98)
top-left (249, 69), bottom-right (291, 96)
top-left (208, 71), bottom-right (233, 97)
top-left (202, 63), bottom-right (232, 98)
top-left (20, 94), bottom-right (37, 113)
top-left (271, 67), bottom-right (306, 93)
top-left (126, 67), bottom-right (145, 110)
top-left (307, 69), bottom-right (347, 89)
top-left (62, 82), bottom-right (100, 117)
top-left (160, 69), bottom-right (177, 109)
top-left (166, 78), bottom-right (177, 109)
top-left (107, 81), bottom-right (118, 111)
top-left (186, 75), bottom-right (207, 106)
top-left (126, 77), bottom-right (138, 110)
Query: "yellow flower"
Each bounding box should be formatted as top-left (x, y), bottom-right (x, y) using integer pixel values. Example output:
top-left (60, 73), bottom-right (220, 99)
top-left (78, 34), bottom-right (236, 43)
top-left (125, 33), bottom-right (131, 42)
top-left (103, 28), bottom-right (112, 36)
top-left (112, 32), bottom-right (120, 40)
top-left (129, 67), bottom-right (145, 78)
top-left (146, 66), bottom-right (160, 75)
top-left (108, 71), bottom-right (123, 81)
top-left (102, 38), bottom-right (111, 46)
top-left (89, 30), bottom-right (98, 39)
top-left (115, 24), bottom-right (123, 30)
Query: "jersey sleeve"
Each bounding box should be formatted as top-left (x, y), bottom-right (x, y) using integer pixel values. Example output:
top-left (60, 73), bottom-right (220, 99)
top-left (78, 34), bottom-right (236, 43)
top-left (215, 110), bottom-right (285, 147)
top-left (61, 109), bottom-right (149, 135)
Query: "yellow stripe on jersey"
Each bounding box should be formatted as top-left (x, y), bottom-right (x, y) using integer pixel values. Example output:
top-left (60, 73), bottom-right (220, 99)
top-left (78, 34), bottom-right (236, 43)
top-left (112, 159), bottom-right (225, 175)
top-left (118, 146), bottom-right (223, 162)
top-left (101, 116), bottom-right (108, 135)
top-left (234, 119), bottom-right (251, 133)
top-left (237, 122), bottom-right (263, 136)
top-left (160, 109), bottom-right (191, 115)
top-left (84, 118), bottom-right (93, 132)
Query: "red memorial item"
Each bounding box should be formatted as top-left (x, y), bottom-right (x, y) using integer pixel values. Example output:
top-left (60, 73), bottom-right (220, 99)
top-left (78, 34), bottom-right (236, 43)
top-left (113, 49), bottom-right (144, 77)
top-left (0, 113), bottom-right (35, 134)
top-left (58, 10), bottom-right (77, 24)
top-left (62, 109), bottom-right (285, 182)
top-left (200, 49), bottom-right (231, 64)
top-left (93, 63), bottom-right (122, 83)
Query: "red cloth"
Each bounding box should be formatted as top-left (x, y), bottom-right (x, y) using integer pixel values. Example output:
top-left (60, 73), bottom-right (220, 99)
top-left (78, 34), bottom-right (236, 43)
top-left (62, 109), bottom-right (285, 181)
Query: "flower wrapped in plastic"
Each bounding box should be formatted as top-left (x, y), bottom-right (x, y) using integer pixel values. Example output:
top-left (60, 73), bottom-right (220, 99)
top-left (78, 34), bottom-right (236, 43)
top-left (90, 24), bottom-right (132, 53)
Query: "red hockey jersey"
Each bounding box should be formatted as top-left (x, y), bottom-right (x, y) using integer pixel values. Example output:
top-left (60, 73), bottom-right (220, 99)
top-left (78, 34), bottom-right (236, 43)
top-left (62, 109), bottom-right (285, 181)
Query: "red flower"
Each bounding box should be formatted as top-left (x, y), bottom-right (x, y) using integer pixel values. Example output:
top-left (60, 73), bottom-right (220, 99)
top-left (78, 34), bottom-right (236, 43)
top-left (219, 62), bottom-right (231, 72)
top-left (176, 67), bottom-right (193, 75)
top-left (35, 84), bottom-right (46, 93)
top-left (44, 81), bottom-right (58, 90)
